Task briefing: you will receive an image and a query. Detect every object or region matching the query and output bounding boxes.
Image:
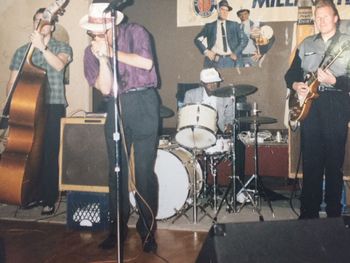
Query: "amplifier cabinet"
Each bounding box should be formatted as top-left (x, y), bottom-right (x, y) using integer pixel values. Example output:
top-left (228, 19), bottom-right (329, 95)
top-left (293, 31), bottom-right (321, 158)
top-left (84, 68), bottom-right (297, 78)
top-left (59, 117), bottom-right (109, 193)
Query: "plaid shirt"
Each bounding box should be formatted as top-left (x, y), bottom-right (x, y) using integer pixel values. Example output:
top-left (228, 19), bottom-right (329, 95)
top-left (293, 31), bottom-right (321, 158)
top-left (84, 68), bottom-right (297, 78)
top-left (9, 38), bottom-right (72, 105)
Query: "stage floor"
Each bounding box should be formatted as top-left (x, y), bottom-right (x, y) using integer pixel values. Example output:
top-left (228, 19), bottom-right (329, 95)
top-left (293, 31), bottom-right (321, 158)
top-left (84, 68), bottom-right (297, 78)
top-left (1, 180), bottom-right (349, 263)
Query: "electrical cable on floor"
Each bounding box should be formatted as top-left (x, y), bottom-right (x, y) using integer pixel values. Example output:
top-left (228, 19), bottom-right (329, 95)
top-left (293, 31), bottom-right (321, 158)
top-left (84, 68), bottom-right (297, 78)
top-left (289, 146), bottom-right (302, 217)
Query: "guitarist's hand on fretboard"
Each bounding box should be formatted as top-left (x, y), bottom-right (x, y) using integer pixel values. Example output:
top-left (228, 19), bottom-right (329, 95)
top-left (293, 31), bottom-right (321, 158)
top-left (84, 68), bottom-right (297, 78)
top-left (317, 68), bottom-right (336, 85)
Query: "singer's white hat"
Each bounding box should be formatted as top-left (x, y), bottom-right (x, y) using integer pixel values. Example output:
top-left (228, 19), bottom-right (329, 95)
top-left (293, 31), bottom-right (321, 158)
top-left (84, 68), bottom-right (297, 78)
top-left (80, 3), bottom-right (124, 32)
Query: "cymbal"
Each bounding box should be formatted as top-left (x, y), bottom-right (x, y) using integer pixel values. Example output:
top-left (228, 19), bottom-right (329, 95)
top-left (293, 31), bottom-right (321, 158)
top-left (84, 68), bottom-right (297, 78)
top-left (160, 105), bottom-right (174, 118)
top-left (212, 84), bottom-right (257, 98)
top-left (237, 116), bottom-right (277, 125)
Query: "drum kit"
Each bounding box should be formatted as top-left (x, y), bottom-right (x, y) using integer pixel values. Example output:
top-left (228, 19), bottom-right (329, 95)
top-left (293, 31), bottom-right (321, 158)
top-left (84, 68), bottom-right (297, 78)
top-left (148, 84), bottom-right (277, 223)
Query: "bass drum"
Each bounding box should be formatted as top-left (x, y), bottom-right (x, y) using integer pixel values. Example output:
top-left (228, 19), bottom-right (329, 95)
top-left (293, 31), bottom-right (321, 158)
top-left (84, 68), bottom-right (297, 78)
top-left (130, 146), bottom-right (203, 220)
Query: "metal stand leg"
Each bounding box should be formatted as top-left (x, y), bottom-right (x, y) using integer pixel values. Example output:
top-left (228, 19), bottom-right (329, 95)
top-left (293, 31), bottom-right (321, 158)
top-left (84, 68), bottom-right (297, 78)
top-left (211, 157), bottom-right (218, 211)
top-left (251, 121), bottom-right (275, 218)
top-left (172, 150), bottom-right (213, 224)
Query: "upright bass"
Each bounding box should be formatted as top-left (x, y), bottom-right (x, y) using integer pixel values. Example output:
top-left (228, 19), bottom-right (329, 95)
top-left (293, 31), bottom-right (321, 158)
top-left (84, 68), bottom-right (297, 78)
top-left (0, 0), bottom-right (68, 206)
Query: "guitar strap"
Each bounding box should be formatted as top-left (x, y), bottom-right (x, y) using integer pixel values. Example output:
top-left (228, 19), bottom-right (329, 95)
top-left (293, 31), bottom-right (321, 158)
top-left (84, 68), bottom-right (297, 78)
top-left (320, 31), bottom-right (341, 68)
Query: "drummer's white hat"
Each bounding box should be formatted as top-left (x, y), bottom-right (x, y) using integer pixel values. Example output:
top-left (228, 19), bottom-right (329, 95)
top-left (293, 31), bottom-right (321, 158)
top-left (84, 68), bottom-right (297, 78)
top-left (200, 68), bottom-right (222, 83)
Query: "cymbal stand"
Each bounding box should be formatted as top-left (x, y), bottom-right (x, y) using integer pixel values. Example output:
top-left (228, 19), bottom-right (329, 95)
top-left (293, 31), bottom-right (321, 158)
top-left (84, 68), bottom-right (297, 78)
top-left (235, 108), bottom-right (275, 220)
top-left (251, 117), bottom-right (275, 218)
top-left (213, 95), bottom-right (239, 221)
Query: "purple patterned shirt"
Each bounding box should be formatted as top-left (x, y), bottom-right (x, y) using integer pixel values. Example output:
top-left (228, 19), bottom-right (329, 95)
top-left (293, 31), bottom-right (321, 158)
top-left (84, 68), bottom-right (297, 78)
top-left (84, 23), bottom-right (158, 94)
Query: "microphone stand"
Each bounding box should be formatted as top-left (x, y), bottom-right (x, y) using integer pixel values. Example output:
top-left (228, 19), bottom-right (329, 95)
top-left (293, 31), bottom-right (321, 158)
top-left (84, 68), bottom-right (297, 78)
top-left (108, 7), bottom-right (122, 263)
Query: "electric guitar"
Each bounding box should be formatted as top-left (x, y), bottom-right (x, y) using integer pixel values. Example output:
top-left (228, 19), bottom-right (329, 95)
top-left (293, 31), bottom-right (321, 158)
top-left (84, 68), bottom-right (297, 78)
top-left (288, 41), bottom-right (350, 123)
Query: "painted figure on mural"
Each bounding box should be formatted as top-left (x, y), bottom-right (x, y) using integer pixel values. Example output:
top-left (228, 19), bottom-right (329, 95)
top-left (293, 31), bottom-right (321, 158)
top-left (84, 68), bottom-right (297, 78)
top-left (194, 0), bottom-right (248, 68)
top-left (236, 8), bottom-right (275, 67)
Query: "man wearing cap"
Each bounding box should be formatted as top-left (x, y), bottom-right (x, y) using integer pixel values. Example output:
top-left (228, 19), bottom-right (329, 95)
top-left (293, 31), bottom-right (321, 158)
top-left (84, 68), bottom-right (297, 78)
top-left (80, 2), bottom-right (159, 253)
top-left (194, 0), bottom-right (248, 68)
top-left (183, 68), bottom-right (234, 133)
top-left (236, 8), bottom-right (275, 67)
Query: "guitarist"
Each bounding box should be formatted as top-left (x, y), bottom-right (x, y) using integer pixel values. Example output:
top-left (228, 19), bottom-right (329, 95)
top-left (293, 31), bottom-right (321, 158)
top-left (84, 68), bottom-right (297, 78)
top-left (6, 8), bottom-right (72, 214)
top-left (285, 0), bottom-right (350, 219)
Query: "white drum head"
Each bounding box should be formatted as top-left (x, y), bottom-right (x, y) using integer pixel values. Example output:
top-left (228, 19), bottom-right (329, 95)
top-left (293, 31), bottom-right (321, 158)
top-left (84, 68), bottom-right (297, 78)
top-left (175, 128), bottom-right (216, 149)
top-left (155, 149), bottom-right (190, 219)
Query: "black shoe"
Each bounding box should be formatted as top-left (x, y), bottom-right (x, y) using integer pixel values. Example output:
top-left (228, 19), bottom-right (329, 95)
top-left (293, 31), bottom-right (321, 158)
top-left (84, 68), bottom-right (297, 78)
top-left (98, 234), bottom-right (117, 249)
top-left (142, 237), bottom-right (157, 253)
top-left (41, 205), bottom-right (55, 215)
top-left (22, 200), bottom-right (43, 209)
top-left (98, 228), bottom-right (128, 250)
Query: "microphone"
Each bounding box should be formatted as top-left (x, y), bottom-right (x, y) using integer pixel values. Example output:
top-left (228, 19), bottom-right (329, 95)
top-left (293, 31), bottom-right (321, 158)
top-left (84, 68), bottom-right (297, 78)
top-left (104, 0), bottom-right (128, 13)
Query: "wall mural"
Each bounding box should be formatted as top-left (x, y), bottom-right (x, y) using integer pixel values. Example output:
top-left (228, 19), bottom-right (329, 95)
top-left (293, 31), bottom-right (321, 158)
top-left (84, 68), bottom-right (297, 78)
top-left (180, 0), bottom-right (350, 69)
top-left (177, 0), bottom-right (350, 27)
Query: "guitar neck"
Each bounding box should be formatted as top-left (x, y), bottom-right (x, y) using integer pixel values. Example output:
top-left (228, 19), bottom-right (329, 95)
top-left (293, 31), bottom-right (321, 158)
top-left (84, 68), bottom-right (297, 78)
top-left (306, 45), bottom-right (348, 86)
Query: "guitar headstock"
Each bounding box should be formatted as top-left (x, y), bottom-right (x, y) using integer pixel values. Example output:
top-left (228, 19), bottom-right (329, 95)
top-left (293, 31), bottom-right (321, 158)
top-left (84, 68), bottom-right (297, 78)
top-left (42, 0), bottom-right (69, 24)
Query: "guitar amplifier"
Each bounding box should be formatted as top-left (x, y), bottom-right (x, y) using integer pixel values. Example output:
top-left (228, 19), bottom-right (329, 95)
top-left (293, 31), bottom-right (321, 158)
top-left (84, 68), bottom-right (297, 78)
top-left (59, 117), bottom-right (109, 193)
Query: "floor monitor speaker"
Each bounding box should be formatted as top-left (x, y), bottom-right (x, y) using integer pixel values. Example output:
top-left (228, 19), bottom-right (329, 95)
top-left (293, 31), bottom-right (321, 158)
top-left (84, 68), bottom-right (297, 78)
top-left (59, 117), bottom-right (109, 193)
top-left (196, 217), bottom-right (350, 263)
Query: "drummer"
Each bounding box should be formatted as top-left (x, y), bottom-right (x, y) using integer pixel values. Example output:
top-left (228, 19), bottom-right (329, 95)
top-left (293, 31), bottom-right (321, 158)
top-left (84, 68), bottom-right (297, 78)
top-left (183, 68), bottom-right (234, 133)
top-left (236, 8), bottom-right (275, 67)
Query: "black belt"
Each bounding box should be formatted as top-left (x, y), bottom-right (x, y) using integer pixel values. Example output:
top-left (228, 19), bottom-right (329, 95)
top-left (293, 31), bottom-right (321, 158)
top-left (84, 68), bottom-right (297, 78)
top-left (242, 54), bottom-right (254, 58)
top-left (318, 86), bottom-right (343, 92)
top-left (215, 54), bottom-right (231, 58)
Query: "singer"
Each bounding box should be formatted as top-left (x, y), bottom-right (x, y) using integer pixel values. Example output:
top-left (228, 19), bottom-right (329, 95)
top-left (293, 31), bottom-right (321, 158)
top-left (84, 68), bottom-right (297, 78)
top-left (80, 1), bottom-right (160, 253)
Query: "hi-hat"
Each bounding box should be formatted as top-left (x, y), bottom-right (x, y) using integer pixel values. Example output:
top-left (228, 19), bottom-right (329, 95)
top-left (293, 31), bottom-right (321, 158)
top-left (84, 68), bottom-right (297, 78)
top-left (160, 105), bottom-right (174, 118)
top-left (212, 84), bottom-right (257, 97)
top-left (237, 116), bottom-right (277, 125)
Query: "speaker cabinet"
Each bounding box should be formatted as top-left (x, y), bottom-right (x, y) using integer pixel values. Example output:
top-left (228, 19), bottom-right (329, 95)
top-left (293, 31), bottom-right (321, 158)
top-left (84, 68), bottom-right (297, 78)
top-left (59, 117), bottom-right (109, 193)
top-left (197, 217), bottom-right (350, 263)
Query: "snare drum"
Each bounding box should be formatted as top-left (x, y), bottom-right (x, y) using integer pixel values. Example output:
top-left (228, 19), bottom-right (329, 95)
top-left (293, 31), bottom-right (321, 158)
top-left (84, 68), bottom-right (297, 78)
top-left (205, 135), bottom-right (232, 155)
top-left (175, 104), bottom-right (217, 149)
top-left (130, 146), bottom-right (203, 220)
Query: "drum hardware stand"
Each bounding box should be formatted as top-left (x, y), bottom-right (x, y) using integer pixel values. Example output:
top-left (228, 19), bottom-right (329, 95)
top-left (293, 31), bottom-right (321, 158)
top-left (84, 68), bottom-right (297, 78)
top-left (204, 154), bottom-right (225, 211)
top-left (201, 154), bottom-right (209, 199)
top-left (172, 147), bottom-right (213, 224)
top-left (213, 95), bottom-right (240, 222)
top-left (234, 107), bottom-right (275, 220)
top-left (250, 116), bottom-right (275, 219)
